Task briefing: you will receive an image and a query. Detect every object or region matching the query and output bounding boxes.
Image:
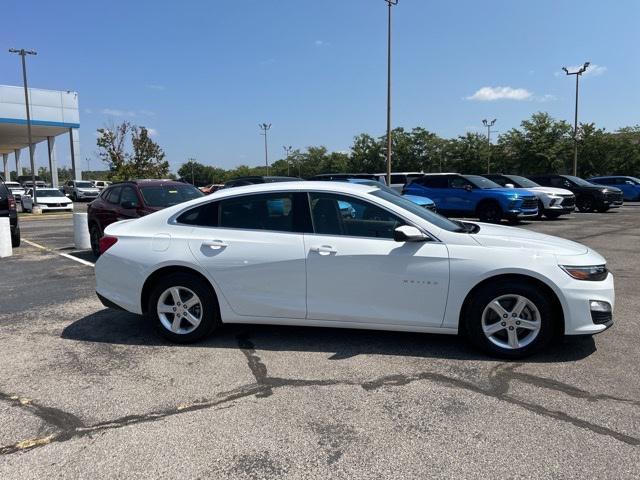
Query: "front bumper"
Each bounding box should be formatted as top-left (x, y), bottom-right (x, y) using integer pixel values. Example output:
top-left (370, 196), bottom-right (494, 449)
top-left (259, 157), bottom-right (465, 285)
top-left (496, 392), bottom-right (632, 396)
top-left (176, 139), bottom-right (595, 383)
top-left (40, 203), bottom-right (74, 211)
top-left (561, 272), bottom-right (615, 335)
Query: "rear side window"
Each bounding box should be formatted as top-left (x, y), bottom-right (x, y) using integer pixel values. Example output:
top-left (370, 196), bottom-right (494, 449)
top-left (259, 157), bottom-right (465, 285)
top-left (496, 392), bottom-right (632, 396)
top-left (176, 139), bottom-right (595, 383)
top-left (219, 193), bottom-right (297, 232)
top-left (420, 176), bottom-right (448, 188)
top-left (177, 202), bottom-right (219, 227)
top-left (106, 187), bottom-right (122, 204)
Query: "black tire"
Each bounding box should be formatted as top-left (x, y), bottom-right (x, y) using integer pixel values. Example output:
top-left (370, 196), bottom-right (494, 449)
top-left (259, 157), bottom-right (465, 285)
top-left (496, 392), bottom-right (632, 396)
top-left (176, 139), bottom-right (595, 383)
top-left (544, 211), bottom-right (562, 219)
top-left (72, 193), bottom-right (78, 202)
top-left (477, 201), bottom-right (503, 223)
top-left (11, 227), bottom-right (20, 248)
top-left (596, 205), bottom-right (610, 213)
top-left (147, 272), bottom-right (220, 344)
top-left (89, 223), bottom-right (102, 257)
top-left (536, 200), bottom-right (545, 219)
top-left (464, 280), bottom-right (557, 359)
top-left (576, 196), bottom-right (595, 212)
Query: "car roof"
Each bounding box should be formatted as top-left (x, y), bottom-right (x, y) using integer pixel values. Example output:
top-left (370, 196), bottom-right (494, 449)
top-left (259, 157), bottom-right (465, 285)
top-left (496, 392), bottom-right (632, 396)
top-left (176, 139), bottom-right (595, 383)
top-left (202, 180), bottom-right (377, 200)
top-left (111, 179), bottom-right (188, 186)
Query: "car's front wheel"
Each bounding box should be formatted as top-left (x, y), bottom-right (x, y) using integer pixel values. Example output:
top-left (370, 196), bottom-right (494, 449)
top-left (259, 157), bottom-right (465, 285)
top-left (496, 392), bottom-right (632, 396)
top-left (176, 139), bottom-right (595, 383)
top-left (464, 280), bottom-right (556, 358)
top-left (11, 226), bottom-right (20, 248)
top-left (147, 273), bottom-right (220, 343)
top-left (477, 201), bottom-right (503, 223)
top-left (577, 196), bottom-right (595, 212)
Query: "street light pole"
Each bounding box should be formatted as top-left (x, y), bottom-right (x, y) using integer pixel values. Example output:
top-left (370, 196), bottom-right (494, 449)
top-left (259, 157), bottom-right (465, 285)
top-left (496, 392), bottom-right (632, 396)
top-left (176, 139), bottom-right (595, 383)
top-left (385, 0), bottom-right (398, 187)
top-left (562, 62), bottom-right (590, 176)
top-left (283, 145), bottom-right (292, 176)
top-left (9, 48), bottom-right (38, 205)
top-left (259, 123), bottom-right (271, 175)
top-left (482, 118), bottom-right (497, 174)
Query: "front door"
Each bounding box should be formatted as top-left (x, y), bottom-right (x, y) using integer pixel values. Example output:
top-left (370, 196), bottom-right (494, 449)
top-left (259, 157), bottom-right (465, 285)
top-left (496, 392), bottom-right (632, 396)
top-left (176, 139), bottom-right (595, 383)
top-left (304, 192), bottom-right (450, 327)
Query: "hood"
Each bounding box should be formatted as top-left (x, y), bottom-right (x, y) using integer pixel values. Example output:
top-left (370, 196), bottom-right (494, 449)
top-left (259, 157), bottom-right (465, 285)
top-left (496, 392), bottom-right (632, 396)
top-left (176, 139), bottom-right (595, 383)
top-left (527, 186), bottom-right (573, 196)
top-left (471, 223), bottom-right (588, 256)
top-left (40, 197), bottom-right (72, 204)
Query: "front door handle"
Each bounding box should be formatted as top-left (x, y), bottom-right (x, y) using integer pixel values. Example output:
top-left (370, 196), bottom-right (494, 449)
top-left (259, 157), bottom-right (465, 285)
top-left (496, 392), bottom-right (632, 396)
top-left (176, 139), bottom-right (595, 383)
top-left (202, 239), bottom-right (228, 250)
top-left (310, 245), bottom-right (337, 255)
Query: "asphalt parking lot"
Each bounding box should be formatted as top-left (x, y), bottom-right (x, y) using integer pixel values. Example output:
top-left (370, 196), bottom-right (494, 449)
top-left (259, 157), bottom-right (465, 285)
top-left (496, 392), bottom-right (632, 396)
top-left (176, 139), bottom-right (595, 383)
top-left (1, 206), bottom-right (639, 479)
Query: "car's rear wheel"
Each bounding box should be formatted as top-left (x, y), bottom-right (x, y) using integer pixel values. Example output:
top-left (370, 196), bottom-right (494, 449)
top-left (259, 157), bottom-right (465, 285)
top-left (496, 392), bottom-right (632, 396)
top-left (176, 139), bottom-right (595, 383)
top-left (11, 226), bottom-right (20, 248)
top-left (89, 223), bottom-right (102, 257)
top-left (464, 280), bottom-right (556, 358)
top-left (596, 205), bottom-right (610, 213)
top-left (577, 196), bottom-right (594, 212)
top-left (477, 201), bottom-right (503, 223)
top-left (147, 273), bottom-right (220, 343)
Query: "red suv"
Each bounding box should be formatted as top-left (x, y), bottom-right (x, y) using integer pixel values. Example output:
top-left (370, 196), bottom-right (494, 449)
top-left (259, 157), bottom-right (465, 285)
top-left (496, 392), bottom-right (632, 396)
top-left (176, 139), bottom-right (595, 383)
top-left (87, 180), bottom-right (203, 256)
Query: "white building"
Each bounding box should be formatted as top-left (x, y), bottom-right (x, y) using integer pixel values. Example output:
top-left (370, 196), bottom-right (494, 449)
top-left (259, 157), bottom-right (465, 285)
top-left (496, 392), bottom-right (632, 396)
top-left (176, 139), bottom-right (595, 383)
top-left (0, 85), bottom-right (81, 187)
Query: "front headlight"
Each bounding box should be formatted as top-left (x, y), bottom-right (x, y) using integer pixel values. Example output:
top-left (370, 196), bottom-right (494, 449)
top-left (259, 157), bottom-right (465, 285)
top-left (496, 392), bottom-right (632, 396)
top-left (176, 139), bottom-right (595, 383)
top-left (560, 265), bottom-right (608, 281)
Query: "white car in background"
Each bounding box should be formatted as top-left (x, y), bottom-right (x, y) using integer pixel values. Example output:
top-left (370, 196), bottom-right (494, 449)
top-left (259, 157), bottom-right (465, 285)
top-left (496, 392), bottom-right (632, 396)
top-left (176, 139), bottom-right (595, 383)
top-left (22, 188), bottom-right (74, 213)
top-left (63, 180), bottom-right (100, 201)
top-left (4, 181), bottom-right (26, 201)
top-left (92, 180), bottom-right (112, 191)
top-left (95, 181), bottom-right (613, 358)
top-left (485, 174), bottom-right (576, 219)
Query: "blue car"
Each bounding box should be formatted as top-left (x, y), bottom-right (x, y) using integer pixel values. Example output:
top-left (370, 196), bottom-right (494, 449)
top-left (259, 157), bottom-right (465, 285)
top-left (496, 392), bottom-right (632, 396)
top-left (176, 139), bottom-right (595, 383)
top-left (403, 173), bottom-right (538, 223)
top-left (587, 176), bottom-right (640, 201)
top-left (333, 178), bottom-right (437, 212)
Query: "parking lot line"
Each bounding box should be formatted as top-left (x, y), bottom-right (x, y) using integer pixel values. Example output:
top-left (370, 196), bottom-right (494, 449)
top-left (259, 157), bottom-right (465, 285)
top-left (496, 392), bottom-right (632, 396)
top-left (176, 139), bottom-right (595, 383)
top-left (22, 238), bottom-right (95, 267)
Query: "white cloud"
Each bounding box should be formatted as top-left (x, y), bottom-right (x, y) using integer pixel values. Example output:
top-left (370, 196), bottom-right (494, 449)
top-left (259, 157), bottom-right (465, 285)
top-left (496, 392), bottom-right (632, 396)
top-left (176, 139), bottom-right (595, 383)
top-left (466, 86), bottom-right (532, 101)
top-left (147, 128), bottom-right (158, 137)
top-left (84, 108), bottom-right (93, 114)
top-left (101, 108), bottom-right (136, 117)
top-left (314, 40), bottom-right (329, 47)
top-left (535, 94), bottom-right (557, 103)
top-left (138, 110), bottom-right (156, 117)
top-left (146, 84), bottom-right (166, 91)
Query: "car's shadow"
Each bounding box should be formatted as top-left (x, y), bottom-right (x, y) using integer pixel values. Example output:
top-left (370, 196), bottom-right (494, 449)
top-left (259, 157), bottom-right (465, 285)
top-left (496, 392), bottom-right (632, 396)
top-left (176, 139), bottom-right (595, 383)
top-left (61, 309), bottom-right (597, 363)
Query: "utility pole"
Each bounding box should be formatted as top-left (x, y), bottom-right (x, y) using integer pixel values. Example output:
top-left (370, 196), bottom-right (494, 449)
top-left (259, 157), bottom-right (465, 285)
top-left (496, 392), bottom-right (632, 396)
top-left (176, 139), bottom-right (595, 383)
top-left (86, 157), bottom-right (91, 180)
top-left (259, 123), bottom-right (271, 175)
top-left (191, 161), bottom-right (195, 185)
top-left (482, 118), bottom-right (497, 174)
top-left (385, 0), bottom-right (398, 186)
top-left (9, 48), bottom-right (38, 205)
top-left (283, 145), bottom-right (293, 176)
top-left (562, 62), bottom-right (590, 176)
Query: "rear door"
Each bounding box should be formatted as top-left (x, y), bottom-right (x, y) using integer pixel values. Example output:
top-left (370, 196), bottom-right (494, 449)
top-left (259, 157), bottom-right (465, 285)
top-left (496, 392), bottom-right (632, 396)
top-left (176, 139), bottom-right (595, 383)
top-left (186, 191), bottom-right (310, 319)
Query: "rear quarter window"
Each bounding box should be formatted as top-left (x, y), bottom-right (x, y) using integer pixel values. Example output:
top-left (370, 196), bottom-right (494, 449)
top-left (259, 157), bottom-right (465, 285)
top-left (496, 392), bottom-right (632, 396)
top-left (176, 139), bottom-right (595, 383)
top-left (176, 202), bottom-right (219, 227)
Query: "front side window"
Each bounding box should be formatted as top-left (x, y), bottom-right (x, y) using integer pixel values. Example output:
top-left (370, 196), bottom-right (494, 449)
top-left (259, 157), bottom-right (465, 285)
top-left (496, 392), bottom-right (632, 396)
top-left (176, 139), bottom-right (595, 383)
top-left (309, 192), bottom-right (404, 239)
top-left (450, 177), bottom-right (473, 189)
top-left (140, 184), bottom-right (203, 208)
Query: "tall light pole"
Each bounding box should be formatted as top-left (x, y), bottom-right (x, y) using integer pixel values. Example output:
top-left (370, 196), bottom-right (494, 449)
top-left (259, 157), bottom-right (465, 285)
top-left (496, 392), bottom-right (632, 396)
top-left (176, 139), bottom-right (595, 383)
top-left (482, 118), bottom-right (497, 174)
top-left (283, 145), bottom-right (293, 176)
top-left (562, 62), bottom-right (590, 176)
top-left (259, 123), bottom-right (271, 175)
top-left (385, 0), bottom-right (398, 186)
top-left (9, 48), bottom-right (38, 205)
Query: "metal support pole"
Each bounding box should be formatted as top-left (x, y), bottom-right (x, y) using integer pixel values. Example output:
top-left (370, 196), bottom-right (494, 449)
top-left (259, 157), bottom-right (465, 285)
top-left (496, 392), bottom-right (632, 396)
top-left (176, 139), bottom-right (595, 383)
top-left (259, 123), bottom-right (271, 176)
top-left (562, 62), bottom-right (589, 176)
top-left (47, 137), bottom-right (59, 188)
top-left (2, 154), bottom-right (8, 181)
top-left (14, 149), bottom-right (21, 179)
top-left (385, 1), bottom-right (398, 186)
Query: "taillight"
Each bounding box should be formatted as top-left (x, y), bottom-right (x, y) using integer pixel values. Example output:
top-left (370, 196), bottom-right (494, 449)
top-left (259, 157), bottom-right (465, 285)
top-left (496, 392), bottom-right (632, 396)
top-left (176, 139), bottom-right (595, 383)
top-left (7, 193), bottom-right (16, 210)
top-left (99, 235), bottom-right (118, 254)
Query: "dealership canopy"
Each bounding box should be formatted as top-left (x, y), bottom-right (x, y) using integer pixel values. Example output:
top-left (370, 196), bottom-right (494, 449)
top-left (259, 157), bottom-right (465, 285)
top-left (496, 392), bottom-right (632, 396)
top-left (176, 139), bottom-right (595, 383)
top-left (0, 84), bottom-right (81, 186)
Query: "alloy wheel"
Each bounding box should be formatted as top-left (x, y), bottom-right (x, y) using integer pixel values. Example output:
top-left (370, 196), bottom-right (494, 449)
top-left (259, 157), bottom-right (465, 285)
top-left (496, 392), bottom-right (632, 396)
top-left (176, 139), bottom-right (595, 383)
top-left (481, 294), bottom-right (541, 350)
top-left (157, 286), bottom-right (203, 335)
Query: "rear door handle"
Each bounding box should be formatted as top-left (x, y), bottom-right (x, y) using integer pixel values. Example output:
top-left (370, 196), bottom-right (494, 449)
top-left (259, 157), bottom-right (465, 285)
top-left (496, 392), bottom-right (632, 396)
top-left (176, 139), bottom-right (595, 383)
top-left (202, 239), bottom-right (228, 250)
top-left (310, 245), bottom-right (337, 255)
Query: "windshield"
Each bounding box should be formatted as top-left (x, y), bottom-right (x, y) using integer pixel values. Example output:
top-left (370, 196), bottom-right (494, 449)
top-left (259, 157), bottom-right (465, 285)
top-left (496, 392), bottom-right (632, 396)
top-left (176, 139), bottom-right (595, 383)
top-left (371, 189), bottom-right (464, 232)
top-left (506, 175), bottom-right (540, 188)
top-left (563, 175), bottom-right (594, 187)
top-left (33, 189), bottom-right (65, 197)
top-left (351, 179), bottom-right (401, 197)
top-left (140, 184), bottom-right (203, 207)
top-left (464, 175), bottom-right (502, 189)
top-left (75, 182), bottom-right (94, 188)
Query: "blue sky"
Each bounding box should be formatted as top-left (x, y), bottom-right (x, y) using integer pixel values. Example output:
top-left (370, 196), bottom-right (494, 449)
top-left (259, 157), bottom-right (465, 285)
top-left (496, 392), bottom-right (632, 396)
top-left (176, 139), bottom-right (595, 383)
top-left (3, 0), bottom-right (639, 173)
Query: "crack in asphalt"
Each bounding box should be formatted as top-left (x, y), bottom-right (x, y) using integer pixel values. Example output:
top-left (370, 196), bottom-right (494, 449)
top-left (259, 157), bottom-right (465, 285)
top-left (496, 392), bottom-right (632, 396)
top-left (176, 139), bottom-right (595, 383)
top-left (1, 334), bottom-right (639, 456)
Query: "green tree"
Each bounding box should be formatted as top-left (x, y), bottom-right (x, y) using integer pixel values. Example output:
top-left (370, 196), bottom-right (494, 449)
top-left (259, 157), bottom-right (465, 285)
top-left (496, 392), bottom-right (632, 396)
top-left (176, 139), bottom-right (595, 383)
top-left (96, 122), bottom-right (169, 180)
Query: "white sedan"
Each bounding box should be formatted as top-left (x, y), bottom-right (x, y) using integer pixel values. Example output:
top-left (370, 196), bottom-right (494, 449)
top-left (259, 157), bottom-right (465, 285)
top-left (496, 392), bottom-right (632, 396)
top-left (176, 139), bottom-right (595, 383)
top-left (95, 181), bottom-right (614, 358)
top-left (22, 188), bottom-right (74, 213)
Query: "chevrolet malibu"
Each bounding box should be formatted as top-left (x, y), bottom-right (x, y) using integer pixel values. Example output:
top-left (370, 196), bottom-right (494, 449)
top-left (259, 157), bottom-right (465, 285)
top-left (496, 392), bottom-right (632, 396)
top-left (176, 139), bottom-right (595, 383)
top-left (95, 182), bottom-right (614, 358)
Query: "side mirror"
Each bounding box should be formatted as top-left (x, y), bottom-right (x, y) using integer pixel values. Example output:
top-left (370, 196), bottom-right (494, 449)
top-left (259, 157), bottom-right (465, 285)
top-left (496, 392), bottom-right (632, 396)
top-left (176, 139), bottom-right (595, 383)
top-left (394, 225), bottom-right (428, 242)
top-left (505, 183), bottom-right (515, 189)
top-left (121, 201), bottom-right (136, 209)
